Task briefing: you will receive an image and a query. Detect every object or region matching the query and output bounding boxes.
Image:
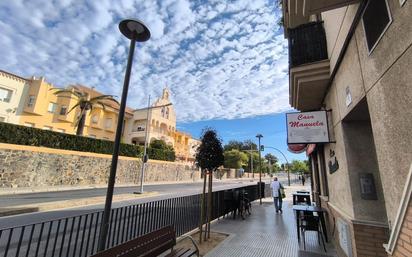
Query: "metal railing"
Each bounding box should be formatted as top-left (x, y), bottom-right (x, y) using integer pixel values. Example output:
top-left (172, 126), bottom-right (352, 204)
top-left (288, 21), bottom-right (328, 68)
top-left (0, 184), bottom-right (265, 257)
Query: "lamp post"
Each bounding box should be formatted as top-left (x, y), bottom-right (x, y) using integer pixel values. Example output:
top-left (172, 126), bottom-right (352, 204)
top-left (265, 146), bottom-right (290, 186)
top-left (97, 19), bottom-right (150, 252)
top-left (136, 101), bottom-right (172, 194)
top-left (256, 134), bottom-right (263, 205)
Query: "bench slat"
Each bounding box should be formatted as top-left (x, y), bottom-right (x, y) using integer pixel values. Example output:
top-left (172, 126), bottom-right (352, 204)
top-left (92, 226), bottom-right (176, 257)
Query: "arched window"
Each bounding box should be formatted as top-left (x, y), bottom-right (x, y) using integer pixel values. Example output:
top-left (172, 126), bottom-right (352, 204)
top-left (161, 107), bottom-right (165, 117)
top-left (166, 107), bottom-right (169, 119)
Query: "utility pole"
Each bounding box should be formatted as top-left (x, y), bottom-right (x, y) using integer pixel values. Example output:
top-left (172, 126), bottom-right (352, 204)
top-left (137, 95), bottom-right (150, 194)
top-left (256, 134), bottom-right (263, 205)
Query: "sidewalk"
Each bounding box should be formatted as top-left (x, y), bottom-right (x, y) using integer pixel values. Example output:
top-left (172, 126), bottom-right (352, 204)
top-left (206, 186), bottom-right (337, 257)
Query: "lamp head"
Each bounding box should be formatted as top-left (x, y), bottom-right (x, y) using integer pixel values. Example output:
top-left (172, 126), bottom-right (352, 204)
top-left (119, 19), bottom-right (151, 42)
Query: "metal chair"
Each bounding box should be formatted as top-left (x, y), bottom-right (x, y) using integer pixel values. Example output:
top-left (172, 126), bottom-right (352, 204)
top-left (300, 212), bottom-right (326, 252)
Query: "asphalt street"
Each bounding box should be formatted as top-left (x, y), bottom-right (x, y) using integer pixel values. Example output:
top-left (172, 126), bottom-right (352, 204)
top-left (0, 179), bottom-right (272, 229)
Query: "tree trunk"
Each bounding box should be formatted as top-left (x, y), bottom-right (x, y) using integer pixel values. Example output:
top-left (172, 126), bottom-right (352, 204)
top-left (199, 169), bottom-right (207, 243)
top-left (76, 110), bottom-right (86, 136)
top-left (207, 169), bottom-right (213, 239)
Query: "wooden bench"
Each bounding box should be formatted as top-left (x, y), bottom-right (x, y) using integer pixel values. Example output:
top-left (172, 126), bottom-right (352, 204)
top-left (92, 226), bottom-right (199, 257)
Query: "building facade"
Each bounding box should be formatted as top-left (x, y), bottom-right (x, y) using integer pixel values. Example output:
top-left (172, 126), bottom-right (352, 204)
top-left (0, 70), bottom-right (132, 140)
top-left (124, 88), bottom-right (200, 163)
top-left (18, 77), bottom-right (132, 140)
top-left (282, 0), bottom-right (411, 256)
top-left (125, 88), bottom-right (176, 146)
top-left (0, 70), bottom-right (29, 124)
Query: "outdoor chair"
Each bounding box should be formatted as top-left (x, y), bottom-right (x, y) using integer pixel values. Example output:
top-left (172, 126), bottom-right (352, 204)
top-left (300, 213), bottom-right (326, 252)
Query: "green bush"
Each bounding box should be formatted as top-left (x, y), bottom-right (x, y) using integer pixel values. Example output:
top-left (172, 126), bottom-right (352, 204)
top-left (0, 122), bottom-right (142, 157)
top-left (147, 147), bottom-right (176, 162)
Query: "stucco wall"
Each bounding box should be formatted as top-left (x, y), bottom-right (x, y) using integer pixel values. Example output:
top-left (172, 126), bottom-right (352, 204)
top-left (322, 0), bottom-right (412, 229)
top-left (0, 71), bottom-right (29, 124)
top-left (0, 143), bottom-right (200, 188)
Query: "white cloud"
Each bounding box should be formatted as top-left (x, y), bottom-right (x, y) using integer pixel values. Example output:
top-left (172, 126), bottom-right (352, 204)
top-left (0, 0), bottom-right (289, 122)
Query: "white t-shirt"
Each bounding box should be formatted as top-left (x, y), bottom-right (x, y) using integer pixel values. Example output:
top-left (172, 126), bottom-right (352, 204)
top-left (270, 180), bottom-right (281, 197)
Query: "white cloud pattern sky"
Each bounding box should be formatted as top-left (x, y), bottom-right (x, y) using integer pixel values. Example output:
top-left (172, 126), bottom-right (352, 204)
top-left (0, 0), bottom-right (289, 122)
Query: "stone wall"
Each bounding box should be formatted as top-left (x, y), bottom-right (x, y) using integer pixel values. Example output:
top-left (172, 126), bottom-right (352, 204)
top-left (0, 143), bottom-right (200, 188)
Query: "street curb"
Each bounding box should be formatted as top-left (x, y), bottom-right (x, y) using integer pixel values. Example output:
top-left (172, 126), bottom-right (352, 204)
top-left (0, 192), bottom-right (160, 217)
top-left (0, 177), bottom-right (264, 196)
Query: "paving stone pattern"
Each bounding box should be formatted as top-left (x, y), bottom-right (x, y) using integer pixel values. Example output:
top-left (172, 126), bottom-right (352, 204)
top-left (207, 198), bottom-right (337, 257)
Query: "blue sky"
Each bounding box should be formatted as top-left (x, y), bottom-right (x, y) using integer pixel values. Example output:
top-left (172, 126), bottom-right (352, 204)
top-left (178, 114), bottom-right (307, 162)
top-left (0, 0), bottom-right (305, 161)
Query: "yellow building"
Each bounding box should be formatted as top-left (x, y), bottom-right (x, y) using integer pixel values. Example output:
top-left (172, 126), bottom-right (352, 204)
top-left (124, 88), bottom-right (200, 163)
top-left (17, 76), bottom-right (132, 140)
top-left (125, 88), bottom-right (176, 146)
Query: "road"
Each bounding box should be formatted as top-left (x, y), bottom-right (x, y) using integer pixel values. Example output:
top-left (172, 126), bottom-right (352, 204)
top-left (0, 176), bottom-right (298, 257)
top-left (0, 178), bottom-right (277, 228)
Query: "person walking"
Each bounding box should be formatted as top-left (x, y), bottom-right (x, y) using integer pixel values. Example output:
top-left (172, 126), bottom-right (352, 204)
top-left (270, 177), bottom-right (283, 213)
top-left (302, 175), bottom-right (306, 186)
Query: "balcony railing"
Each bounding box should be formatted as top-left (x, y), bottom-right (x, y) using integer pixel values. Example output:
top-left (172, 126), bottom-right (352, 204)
top-left (288, 21), bottom-right (328, 68)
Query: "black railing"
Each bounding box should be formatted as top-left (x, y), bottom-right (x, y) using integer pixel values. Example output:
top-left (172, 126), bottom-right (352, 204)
top-left (0, 184), bottom-right (266, 257)
top-left (288, 21), bottom-right (328, 68)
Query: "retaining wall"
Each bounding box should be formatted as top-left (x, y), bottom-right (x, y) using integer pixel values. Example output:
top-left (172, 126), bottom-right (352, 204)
top-left (0, 143), bottom-right (200, 188)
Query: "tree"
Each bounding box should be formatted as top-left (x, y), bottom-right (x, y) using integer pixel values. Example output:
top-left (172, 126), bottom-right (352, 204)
top-left (242, 139), bottom-right (257, 151)
top-left (52, 88), bottom-right (119, 136)
top-left (289, 160), bottom-right (309, 174)
top-left (195, 128), bottom-right (224, 243)
top-left (148, 139), bottom-right (176, 161)
top-left (224, 149), bottom-right (248, 169)
top-left (264, 153), bottom-right (278, 164)
top-left (223, 140), bottom-right (243, 151)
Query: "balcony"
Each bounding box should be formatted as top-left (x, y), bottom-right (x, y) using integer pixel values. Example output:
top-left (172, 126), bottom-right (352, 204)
top-left (283, 0), bottom-right (360, 31)
top-left (288, 21), bottom-right (330, 111)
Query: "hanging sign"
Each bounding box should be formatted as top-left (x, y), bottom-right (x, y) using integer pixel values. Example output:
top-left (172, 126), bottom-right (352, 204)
top-left (287, 144), bottom-right (307, 154)
top-left (286, 111), bottom-right (330, 144)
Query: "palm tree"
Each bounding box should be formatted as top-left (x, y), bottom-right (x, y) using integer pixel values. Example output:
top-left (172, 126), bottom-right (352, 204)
top-left (51, 88), bottom-right (119, 136)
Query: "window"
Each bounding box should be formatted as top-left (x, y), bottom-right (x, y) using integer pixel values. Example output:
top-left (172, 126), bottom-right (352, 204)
top-left (161, 107), bottom-right (165, 117)
top-left (43, 126), bottom-right (53, 130)
top-left (24, 122), bottom-right (35, 127)
top-left (56, 128), bottom-right (65, 133)
top-left (0, 117), bottom-right (5, 122)
top-left (27, 95), bottom-right (35, 107)
top-left (59, 106), bottom-right (67, 115)
top-left (166, 107), bottom-right (169, 119)
top-left (91, 115), bottom-right (99, 124)
top-left (0, 87), bottom-right (12, 102)
top-left (362, 0), bottom-right (392, 53)
top-left (48, 102), bottom-right (57, 113)
top-left (104, 118), bottom-right (112, 129)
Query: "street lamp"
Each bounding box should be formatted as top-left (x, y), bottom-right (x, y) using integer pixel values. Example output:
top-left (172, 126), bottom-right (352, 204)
top-left (256, 134), bottom-right (263, 205)
top-left (97, 19), bottom-right (150, 252)
top-left (265, 146), bottom-right (290, 186)
top-left (136, 99), bottom-right (172, 194)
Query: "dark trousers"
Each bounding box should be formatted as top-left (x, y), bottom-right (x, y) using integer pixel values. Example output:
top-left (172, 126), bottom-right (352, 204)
top-left (273, 197), bottom-right (283, 211)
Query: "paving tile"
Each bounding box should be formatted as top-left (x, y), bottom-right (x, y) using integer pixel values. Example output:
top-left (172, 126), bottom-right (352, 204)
top-left (206, 198), bottom-right (337, 257)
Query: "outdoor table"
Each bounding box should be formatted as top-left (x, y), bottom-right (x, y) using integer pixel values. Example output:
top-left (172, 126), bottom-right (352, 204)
top-left (292, 192), bottom-right (311, 205)
top-left (293, 205), bottom-right (328, 243)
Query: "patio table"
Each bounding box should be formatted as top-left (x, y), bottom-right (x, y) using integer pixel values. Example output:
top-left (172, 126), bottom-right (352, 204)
top-left (293, 205), bottom-right (328, 243)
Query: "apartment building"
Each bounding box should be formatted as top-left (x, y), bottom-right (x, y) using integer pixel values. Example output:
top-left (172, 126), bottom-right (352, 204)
top-left (0, 70), bottom-right (29, 124)
top-left (0, 71), bottom-right (133, 140)
top-left (20, 78), bottom-right (133, 140)
top-left (281, 0), bottom-right (411, 256)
